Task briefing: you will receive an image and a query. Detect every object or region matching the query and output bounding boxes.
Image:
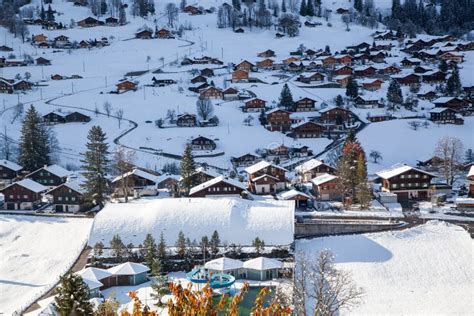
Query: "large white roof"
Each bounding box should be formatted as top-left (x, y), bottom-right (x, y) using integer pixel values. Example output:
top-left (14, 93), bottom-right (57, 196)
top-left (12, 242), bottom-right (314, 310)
top-left (311, 173), bottom-right (338, 186)
top-left (376, 164), bottom-right (435, 180)
top-left (243, 257), bottom-right (283, 270)
top-left (0, 160), bottom-right (22, 172)
top-left (279, 189), bottom-right (310, 200)
top-left (88, 198), bottom-right (295, 246)
top-left (468, 166), bottom-right (474, 179)
top-left (107, 262), bottom-right (150, 275)
top-left (82, 277), bottom-right (103, 290)
top-left (77, 267), bottom-right (112, 281)
top-left (189, 176), bottom-right (246, 195)
top-left (204, 257), bottom-right (243, 271)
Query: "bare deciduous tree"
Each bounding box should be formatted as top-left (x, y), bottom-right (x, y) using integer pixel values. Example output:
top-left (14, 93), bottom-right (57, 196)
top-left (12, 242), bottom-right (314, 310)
top-left (294, 250), bottom-right (364, 316)
top-left (165, 3), bottom-right (179, 28)
top-left (115, 109), bottom-right (124, 128)
top-left (103, 101), bottom-right (112, 117)
top-left (434, 136), bottom-right (464, 185)
top-left (113, 146), bottom-right (136, 202)
top-left (369, 150), bottom-right (382, 163)
top-left (408, 120), bottom-right (421, 130)
top-left (196, 98), bottom-right (214, 121)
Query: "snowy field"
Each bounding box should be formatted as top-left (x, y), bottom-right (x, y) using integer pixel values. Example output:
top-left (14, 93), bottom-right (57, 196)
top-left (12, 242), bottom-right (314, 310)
top-left (88, 197), bottom-right (295, 247)
top-left (358, 117), bottom-right (474, 174)
top-left (296, 221), bottom-right (474, 315)
top-left (0, 215), bottom-right (93, 315)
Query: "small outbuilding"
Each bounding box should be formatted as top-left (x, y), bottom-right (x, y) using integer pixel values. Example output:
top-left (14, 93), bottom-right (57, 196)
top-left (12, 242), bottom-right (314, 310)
top-left (204, 257), bottom-right (244, 278)
top-left (243, 257), bottom-right (283, 281)
top-left (107, 262), bottom-right (150, 286)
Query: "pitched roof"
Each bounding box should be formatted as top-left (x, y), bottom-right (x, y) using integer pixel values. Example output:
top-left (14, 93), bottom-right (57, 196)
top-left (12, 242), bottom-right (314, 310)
top-left (244, 160), bottom-right (287, 175)
top-left (4, 179), bottom-right (48, 193)
top-left (189, 175), bottom-right (246, 196)
top-left (107, 262), bottom-right (150, 275)
top-left (468, 166), bottom-right (474, 179)
top-left (204, 257), bottom-right (243, 271)
top-left (82, 277), bottom-right (103, 290)
top-left (0, 160), bottom-right (22, 172)
top-left (376, 164), bottom-right (436, 179)
top-left (243, 257), bottom-right (283, 270)
top-left (112, 168), bottom-right (158, 183)
top-left (311, 173), bottom-right (338, 185)
top-left (77, 267), bottom-right (112, 281)
top-left (295, 159), bottom-right (326, 174)
top-left (279, 189), bottom-right (310, 200)
top-left (41, 164), bottom-right (72, 178)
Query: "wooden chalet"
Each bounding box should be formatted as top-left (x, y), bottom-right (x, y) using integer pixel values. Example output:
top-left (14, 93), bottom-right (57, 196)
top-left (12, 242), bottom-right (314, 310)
top-left (243, 98), bottom-right (266, 112)
top-left (376, 164), bottom-right (436, 202)
top-left (36, 57), bottom-right (51, 66)
top-left (291, 121), bottom-right (324, 138)
top-left (190, 136), bottom-right (216, 151)
top-left (156, 28), bottom-right (172, 39)
top-left (0, 78), bottom-right (14, 94)
top-left (266, 108), bottom-right (291, 132)
top-left (311, 173), bottom-right (340, 201)
top-left (105, 16), bottom-right (118, 26)
top-left (46, 181), bottom-right (86, 213)
top-left (429, 108), bottom-right (463, 125)
top-left (77, 17), bottom-right (103, 27)
top-left (319, 106), bottom-right (355, 124)
top-left (354, 96), bottom-right (380, 108)
top-left (334, 66), bottom-right (353, 76)
top-left (279, 189), bottom-right (310, 208)
top-left (417, 91), bottom-right (437, 101)
top-left (422, 71), bottom-right (446, 84)
top-left (256, 58), bottom-right (274, 69)
top-left (297, 72), bottom-right (325, 84)
top-left (191, 75), bottom-right (207, 84)
top-left (200, 68), bottom-right (214, 77)
top-left (135, 29), bottom-right (153, 39)
top-left (394, 73), bottom-right (420, 86)
top-left (433, 97), bottom-right (468, 110)
top-left (116, 80), bottom-right (137, 92)
top-left (235, 60), bottom-right (255, 72)
top-left (439, 52), bottom-right (464, 63)
top-left (177, 113), bottom-right (197, 127)
top-left (245, 161), bottom-right (287, 194)
top-left (232, 69), bottom-right (249, 82)
top-left (294, 97), bottom-right (316, 111)
top-left (231, 153), bottom-right (260, 168)
top-left (26, 164), bottom-right (71, 187)
top-left (353, 66), bottom-right (377, 78)
top-left (401, 58), bottom-right (422, 67)
top-left (183, 5), bottom-right (203, 15)
top-left (65, 111), bottom-right (91, 123)
top-left (223, 87), bottom-right (239, 101)
top-left (334, 75), bottom-right (351, 87)
top-left (257, 49), bottom-right (275, 58)
top-left (379, 65), bottom-right (401, 75)
top-left (0, 179), bottom-right (47, 210)
top-left (112, 168), bottom-right (159, 197)
top-left (32, 34), bottom-right (47, 44)
top-left (360, 79), bottom-right (383, 91)
top-left (43, 111), bottom-right (66, 124)
top-left (295, 159), bottom-right (336, 182)
top-left (0, 160), bottom-right (22, 187)
top-left (199, 86), bottom-right (223, 99)
top-left (189, 176), bottom-right (246, 198)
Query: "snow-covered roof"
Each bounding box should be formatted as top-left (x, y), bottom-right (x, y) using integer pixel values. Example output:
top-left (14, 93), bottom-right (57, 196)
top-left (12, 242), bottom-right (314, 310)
top-left (311, 173), bottom-right (338, 186)
top-left (189, 176), bottom-right (246, 195)
top-left (252, 174), bottom-right (279, 182)
top-left (5, 179), bottom-right (48, 193)
top-left (432, 97), bottom-right (457, 103)
top-left (279, 189), bottom-right (310, 200)
top-left (82, 277), bottom-right (103, 290)
top-left (244, 160), bottom-right (287, 174)
top-left (112, 168), bottom-right (158, 183)
top-left (376, 164), bottom-right (436, 179)
top-left (295, 159), bottom-right (326, 173)
top-left (195, 166), bottom-right (222, 179)
top-left (88, 198), bottom-right (295, 246)
top-left (468, 166), bottom-right (474, 179)
top-left (77, 267), bottom-right (112, 281)
top-left (0, 160), bottom-right (22, 172)
top-left (243, 257), bottom-right (283, 270)
top-left (107, 262), bottom-right (150, 275)
top-left (204, 257), bottom-right (243, 271)
top-left (429, 107), bottom-right (454, 113)
top-left (43, 165), bottom-right (72, 178)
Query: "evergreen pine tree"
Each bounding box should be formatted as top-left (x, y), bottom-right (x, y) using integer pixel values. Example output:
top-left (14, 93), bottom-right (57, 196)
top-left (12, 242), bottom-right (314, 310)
top-left (335, 95), bottom-right (344, 107)
top-left (143, 233), bottom-right (158, 268)
top-left (259, 108), bottom-right (267, 125)
top-left (387, 79), bottom-right (403, 104)
top-left (119, 5), bottom-right (127, 25)
top-left (100, 0), bottom-right (107, 15)
top-left (232, 0), bottom-right (241, 11)
top-left (299, 0), bottom-right (307, 16)
top-left (40, 5), bottom-right (45, 20)
top-left (46, 5), bottom-right (55, 22)
top-left (80, 126), bottom-right (110, 207)
top-left (391, 0), bottom-right (401, 19)
top-left (439, 59), bottom-right (448, 73)
top-left (446, 66), bottom-right (462, 96)
top-left (210, 230), bottom-right (220, 256)
top-left (279, 83), bottom-right (294, 110)
top-left (158, 231), bottom-right (167, 260)
top-left (464, 149), bottom-right (473, 163)
top-left (354, 0), bottom-right (363, 12)
top-left (18, 105), bottom-right (50, 172)
top-left (281, 0), bottom-right (286, 13)
top-left (175, 231), bottom-right (186, 258)
top-left (345, 77), bottom-right (358, 99)
top-left (306, 0), bottom-right (315, 16)
top-left (54, 273), bottom-right (93, 315)
top-left (180, 144), bottom-right (196, 193)
top-left (150, 257), bottom-right (168, 307)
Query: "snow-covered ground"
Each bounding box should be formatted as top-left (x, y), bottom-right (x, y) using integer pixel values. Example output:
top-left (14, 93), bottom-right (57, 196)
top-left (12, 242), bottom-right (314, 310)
top-left (0, 215), bottom-right (93, 315)
top-left (88, 197), bottom-right (295, 247)
top-left (296, 221), bottom-right (474, 315)
top-left (358, 117), bottom-right (474, 174)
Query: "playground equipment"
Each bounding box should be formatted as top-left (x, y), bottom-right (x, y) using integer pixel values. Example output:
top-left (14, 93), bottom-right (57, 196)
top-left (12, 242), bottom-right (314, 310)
top-left (186, 268), bottom-right (236, 289)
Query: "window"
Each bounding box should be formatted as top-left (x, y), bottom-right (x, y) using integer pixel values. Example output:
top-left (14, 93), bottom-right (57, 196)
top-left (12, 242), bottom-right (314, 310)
top-left (9, 195), bottom-right (13, 199)
top-left (415, 174), bottom-right (419, 178)
top-left (23, 195), bottom-right (28, 199)
top-left (401, 183), bottom-right (406, 187)
top-left (400, 175), bottom-right (405, 179)
top-left (408, 183), bottom-right (412, 187)
top-left (423, 175), bottom-right (428, 179)
top-left (71, 197), bottom-right (76, 201)
top-left (58, 197), bottom-right (62, 201)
